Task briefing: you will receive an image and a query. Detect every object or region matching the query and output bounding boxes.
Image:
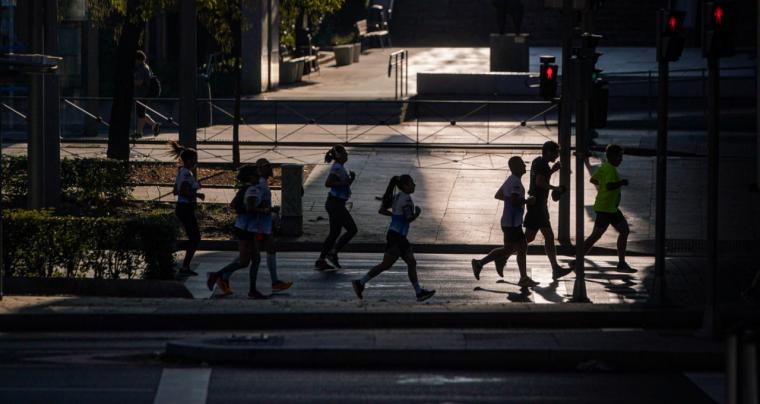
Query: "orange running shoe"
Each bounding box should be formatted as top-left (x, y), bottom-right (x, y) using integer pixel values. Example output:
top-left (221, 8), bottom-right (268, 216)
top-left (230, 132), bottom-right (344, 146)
top-left (271, 280), bottom-right (293, 292)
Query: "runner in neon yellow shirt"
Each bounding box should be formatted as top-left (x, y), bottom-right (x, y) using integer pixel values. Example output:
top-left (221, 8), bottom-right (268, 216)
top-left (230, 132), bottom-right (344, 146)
top-left (574, 144), bottom-right (634, 272)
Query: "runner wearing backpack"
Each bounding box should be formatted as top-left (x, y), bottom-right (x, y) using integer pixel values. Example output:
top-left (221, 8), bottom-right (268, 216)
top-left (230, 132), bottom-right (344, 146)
top-left (134, 50), bottom-right (161, 138)
top-left (206, 165), bottom-right (261, 297)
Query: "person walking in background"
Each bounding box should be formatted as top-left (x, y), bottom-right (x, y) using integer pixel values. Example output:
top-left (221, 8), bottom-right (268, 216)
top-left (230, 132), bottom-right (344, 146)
top-left (523, 141), bottom-right (572, 279)
top-left (134, 50), bottom-right (160, 138)
top-left (471, 156), bottom-right (537, 288)
top-left (351, 175), bottom-right (435, 302)
top-left (315, 145), bottom-right (357, 271)
top-left (573, 144), bottom-right (634, 272)
top-left (168, 141), bottom-right (204, 277)
top-left (206, 164), bottom-right (260, 297)
top-left (251, 158), bottom-right (293, 296)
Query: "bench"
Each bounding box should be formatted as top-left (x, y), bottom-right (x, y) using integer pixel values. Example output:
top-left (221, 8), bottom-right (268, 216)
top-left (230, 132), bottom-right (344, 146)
top-left (356, 19), bottom-right (391, 49)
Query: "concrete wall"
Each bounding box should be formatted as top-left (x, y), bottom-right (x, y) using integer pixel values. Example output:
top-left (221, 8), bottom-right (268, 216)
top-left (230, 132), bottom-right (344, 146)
top-left (241, 0), bottom-right (280, 94)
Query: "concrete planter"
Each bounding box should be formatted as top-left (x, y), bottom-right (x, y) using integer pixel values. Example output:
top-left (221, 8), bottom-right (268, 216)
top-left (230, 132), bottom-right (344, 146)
top-left (352, 43), bottom-right (362, 63)
top-left (334, 45), bottom-right (354, 66)
top-left (279, 59), bottom-right (304, 84)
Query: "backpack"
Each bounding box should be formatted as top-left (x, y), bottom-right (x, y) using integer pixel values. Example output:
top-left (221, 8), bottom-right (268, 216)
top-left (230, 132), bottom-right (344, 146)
top-left (148, 74), bottom-right (161, 97)
top-left (231, 187), bottom-right (248, 215)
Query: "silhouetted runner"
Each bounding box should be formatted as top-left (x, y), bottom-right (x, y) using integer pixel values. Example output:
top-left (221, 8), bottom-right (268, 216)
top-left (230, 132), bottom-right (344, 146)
top-left (168, 141), bottom-right (204, 277)
top-left (352, 175), bottom-right (435, 302)
top-left (315, 145), bottom-right (357, 271)
top-left (573, 144), bottom-right (634, 272)
top-left (472, 157), bottom-right (538, 288)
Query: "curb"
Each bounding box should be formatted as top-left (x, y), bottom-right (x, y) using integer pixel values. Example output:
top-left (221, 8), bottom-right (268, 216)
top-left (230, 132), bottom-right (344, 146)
top-left (164, 332), bottom-right (723, 371)
top-left (3, 278), bottom-right (192, 298)
top-left (0, 308), bottom-right (706, 332)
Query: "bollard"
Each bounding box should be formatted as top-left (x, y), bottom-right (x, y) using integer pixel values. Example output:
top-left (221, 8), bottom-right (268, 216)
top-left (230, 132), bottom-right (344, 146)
top-left (727, 327), bottom-right (759, 404)
top-left (280, 164), bottom-right (303, 237)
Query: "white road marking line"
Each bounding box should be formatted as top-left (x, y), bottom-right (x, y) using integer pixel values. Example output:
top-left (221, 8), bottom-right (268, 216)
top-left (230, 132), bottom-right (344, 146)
top-left (153, 368), bottom-right (211, 404)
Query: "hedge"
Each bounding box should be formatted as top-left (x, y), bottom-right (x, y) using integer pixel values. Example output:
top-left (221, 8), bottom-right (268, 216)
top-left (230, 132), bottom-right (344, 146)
top-left (2, 209), bottom-right (178, 280)
top-left (1, 155), bottom-right (131, 207)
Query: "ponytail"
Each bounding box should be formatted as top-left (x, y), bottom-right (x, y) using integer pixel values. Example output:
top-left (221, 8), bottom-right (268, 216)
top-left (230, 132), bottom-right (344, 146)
top-left (380, 176), bottom-right (401, 210)
top-left (167, 140), bottom-right (197, 164)
top-left (324, 144), bottom-right (347, 163)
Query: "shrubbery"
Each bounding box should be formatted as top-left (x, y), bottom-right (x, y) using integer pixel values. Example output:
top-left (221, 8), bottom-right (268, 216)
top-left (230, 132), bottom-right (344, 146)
top-left (1, 155), bottom-right (131, 207)
top-left (2, 209), bottom-right (178, 280)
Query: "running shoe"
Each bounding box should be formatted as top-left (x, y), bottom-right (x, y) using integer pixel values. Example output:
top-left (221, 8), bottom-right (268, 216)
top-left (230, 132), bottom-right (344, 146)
top-left (517, 277), bottom-right (539, 288)
top-left (552, 266), bottom-right (573, 280)
top-left (314, 259), bottom-right (334, 271)
top-left (471, 259), bottom-right (483, 280)
top-left (153, 123), bottom-right (161, 137)
top-left (215, 278), bottom-right (233, 296)
top-left (272, 280), bottom-right (293, 292)
top-left (351, 280), bottom-right (364, 299)
top-left (325, 252), bottom-right (342, 269)
top-left (616, 261), bottom-right (636, 273)
top-left (416, 289), bottom-right (436, 302)
top-left (248, 290), bottom-right (270, 299)
top-left (178, 267), bottom-right (198, 277)
top-left (495, 258), bottom-right (506, 278)
top-left (206, 272), bottom-right (219, 291)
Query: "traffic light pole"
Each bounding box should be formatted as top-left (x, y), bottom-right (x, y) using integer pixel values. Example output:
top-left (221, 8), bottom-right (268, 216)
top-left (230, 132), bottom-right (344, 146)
top-left (702, 55), bottom-right (720, 335)
top-left (571, 54), bottom-right (591, 303)
top-left (558, 0), bottom-right (574, 246)
top-left (652, 58), bottom-right (670, 305)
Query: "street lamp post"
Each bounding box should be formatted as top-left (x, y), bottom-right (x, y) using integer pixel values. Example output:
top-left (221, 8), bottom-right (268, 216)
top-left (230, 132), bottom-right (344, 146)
top-left (0, 53), bottom-right (61, 300)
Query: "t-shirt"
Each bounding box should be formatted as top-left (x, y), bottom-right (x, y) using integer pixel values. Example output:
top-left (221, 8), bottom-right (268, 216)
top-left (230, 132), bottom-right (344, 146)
top-left (134, 63), bottom-right (151, 97)
top-left (250, 177), bottom-right (273, 234)
top-left (174, 167), bottom-right (200, 204)
top-left (388, 192), bottom-right (414, 237)
top-left (591, 161), bottom-right (621, 213)
top-left (528, 156), bottom-right (551, 204)
top-left (235, 185), bottom-right (258, 233)
top-left (500, 175), bottom-right (525, 227)
top-left (327, 162), bottom-right (351, 200)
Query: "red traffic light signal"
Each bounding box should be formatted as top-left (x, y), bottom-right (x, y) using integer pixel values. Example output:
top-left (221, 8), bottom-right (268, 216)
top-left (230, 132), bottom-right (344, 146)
top-left (657, 9), bottom-right (686, 62)
top-left (702, 1), bottom-right (734, 58)
top-left (539, 62), bottom-right (558, 100)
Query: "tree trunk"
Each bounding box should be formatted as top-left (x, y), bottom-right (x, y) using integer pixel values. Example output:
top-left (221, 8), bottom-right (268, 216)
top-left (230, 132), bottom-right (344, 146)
top-left (107, 1), bottom-right (144, 161)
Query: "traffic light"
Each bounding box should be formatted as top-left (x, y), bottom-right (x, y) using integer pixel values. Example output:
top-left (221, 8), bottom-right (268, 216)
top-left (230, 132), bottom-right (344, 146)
top-left (589, 76), bottom-right (608, 128)
top-left (702, 1), bottom-right (734, 58)
top-left (539, 55), bottom-right (558, 100)
top-left (657, 9), bottom-right (686, 62)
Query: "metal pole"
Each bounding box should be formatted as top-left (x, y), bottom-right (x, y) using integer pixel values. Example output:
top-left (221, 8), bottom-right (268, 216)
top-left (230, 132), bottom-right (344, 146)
top-left (703, 55), bottom-right (720, 335)
top-left (571, 55), bottom-right (590, 303)
top-left (1, 92), bottom-right (4, 300)
top-left (178, 0), bottom-right (198, 149)
top-left (652, 58), bottom-right (669, 305)
top-left (558, 0), bottom-right (573, 245)
top-left (405, 50), bottom-right (408, 97)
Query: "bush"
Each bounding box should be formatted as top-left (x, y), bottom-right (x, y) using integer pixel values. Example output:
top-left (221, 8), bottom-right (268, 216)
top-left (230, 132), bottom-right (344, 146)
top-left (2, 209), bottom-right (179, 280)
top-left (1, 156), bottom-right (132, 208)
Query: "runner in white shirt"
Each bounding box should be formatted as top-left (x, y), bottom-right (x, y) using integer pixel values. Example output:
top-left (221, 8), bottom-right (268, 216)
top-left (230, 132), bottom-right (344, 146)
top-left (351, 174), bottom-right (435, 302)
top-left (471, 156), bottom-right (538, 288)
top-left (168, 141), bottom-right (204, 277)
top-left (248, 158), bottom-right (293, 298)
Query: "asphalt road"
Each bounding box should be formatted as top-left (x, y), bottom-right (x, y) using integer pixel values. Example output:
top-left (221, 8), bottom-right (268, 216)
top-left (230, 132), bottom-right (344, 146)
top-left (0, 332), bottom-right (724, 403)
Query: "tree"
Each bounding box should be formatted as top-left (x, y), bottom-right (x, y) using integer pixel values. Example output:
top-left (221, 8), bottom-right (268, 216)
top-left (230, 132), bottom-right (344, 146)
top-left (280, 0), bottom-right (344, 52)
top-left (87, 0), bottom-right (242, 160)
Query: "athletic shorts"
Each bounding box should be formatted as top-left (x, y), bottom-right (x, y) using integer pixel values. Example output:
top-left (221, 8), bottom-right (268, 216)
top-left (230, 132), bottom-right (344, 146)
top-left (385, 230), bottom-right (411, 256)
top-left (135, 103), bottom-right (146, 118)
top-left (502, 226), bottom-right (526, 244)
top-left (523, 203), bottom-right (551, 230)
top-left (233, 227), bottom-right (257, 241)
top-left (594, 210), bottom-right (626, 228)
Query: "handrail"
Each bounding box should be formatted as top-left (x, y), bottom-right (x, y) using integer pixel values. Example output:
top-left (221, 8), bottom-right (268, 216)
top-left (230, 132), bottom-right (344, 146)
top-left (388, 49), bottom-right (408, 100)
top-left (1, 102), bottom-right (27, 121)
top-left (63, 98), bottom-right (109, 127)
